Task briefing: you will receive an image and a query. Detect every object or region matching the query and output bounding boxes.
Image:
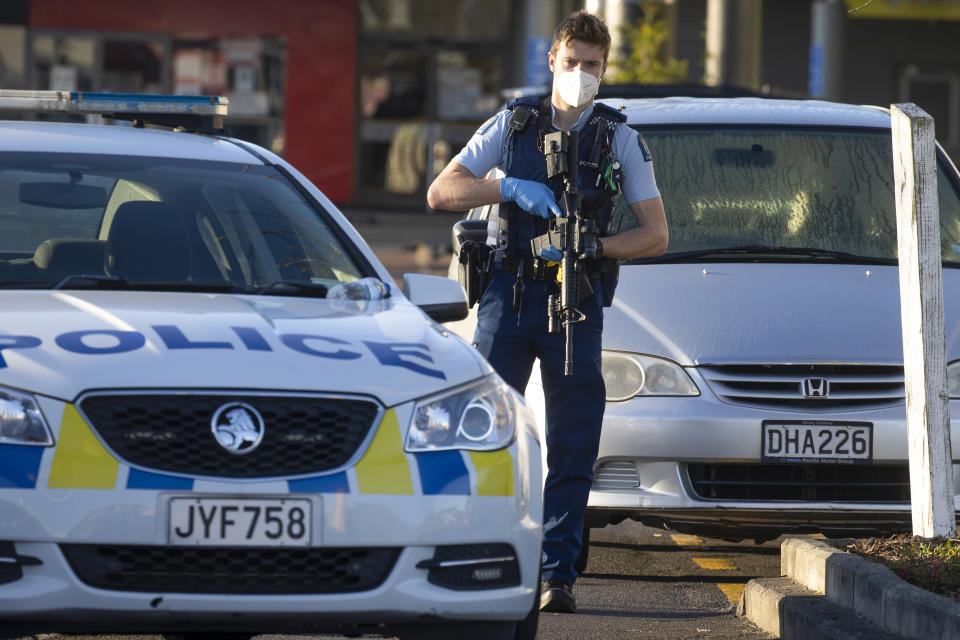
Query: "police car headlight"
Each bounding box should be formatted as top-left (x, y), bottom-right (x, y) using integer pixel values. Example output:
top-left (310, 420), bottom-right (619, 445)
top-left (601, 351), bottom-right (699, 401)
top-left (406, 376), bottom-right (516, 451)
top-left (0, 386), bottom-right (53, 446)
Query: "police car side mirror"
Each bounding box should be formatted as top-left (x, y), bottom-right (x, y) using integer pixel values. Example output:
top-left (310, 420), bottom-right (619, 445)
top-left (401, 273), bottom-right (468, 323)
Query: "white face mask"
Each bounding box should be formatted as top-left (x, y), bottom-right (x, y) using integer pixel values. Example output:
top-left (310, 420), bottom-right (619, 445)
top-left (556, 68), bottom-right (600, 108)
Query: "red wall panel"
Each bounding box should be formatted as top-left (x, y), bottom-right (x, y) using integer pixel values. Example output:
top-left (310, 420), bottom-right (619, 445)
top-left (30, 0), bottom-right (357, 204)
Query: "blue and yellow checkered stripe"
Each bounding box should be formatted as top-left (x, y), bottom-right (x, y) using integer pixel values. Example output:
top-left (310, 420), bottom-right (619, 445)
top-left (12, 404), bottom-right (514, 497)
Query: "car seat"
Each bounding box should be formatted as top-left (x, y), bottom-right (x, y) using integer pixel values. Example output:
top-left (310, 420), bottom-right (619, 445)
top-left (105, 201), bottom-right (191, 281)
top-left (33, 239), bottom-right (107, 278)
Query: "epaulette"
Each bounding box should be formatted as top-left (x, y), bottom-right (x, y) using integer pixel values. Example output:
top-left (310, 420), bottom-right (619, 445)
top-left (504, 96), bottom-right (544, 110)
top-left (593, 101), bottom-right (627, 124)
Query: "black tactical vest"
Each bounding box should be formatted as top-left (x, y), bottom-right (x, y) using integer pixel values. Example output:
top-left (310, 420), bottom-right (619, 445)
top-left (495, 96), bottom-right (625, 305)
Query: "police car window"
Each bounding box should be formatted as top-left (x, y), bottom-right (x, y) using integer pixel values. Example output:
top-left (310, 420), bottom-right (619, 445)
top-left (620, 126), bottom-right (960, 264)
top-left (0, 153), bottom-right (365, 288)
top-left (0, 168), bottom-right (115, 254)
top-left (197, 178), bottom-right (363, 287)
top-left (98, 179), bottom-right (162, 241)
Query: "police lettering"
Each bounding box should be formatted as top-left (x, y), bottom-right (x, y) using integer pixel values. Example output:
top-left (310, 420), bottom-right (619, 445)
top-left (0, 335), bottom-right (42, 369)
top-left (0, 325), bottom-right (444, 379)
top-left (56, 330), bottom-right (146, 354)
top-left (363, 341), bottom-right (445, 380)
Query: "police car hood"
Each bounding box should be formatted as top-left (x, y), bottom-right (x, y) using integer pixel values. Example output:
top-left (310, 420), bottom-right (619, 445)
top-left (604, 262), bottom-right (960, 365)
top-left (0, 291), bottom-right (488, 404)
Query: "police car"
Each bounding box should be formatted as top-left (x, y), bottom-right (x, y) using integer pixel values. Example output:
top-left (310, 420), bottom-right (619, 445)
top-left (0, 91), bottom-right (541, 640)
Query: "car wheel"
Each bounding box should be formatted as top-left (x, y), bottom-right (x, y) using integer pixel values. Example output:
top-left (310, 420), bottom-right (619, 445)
top-left (513, 577), bottom-right (540, 640)
top-left (574, 523), bottom-right (591, 575)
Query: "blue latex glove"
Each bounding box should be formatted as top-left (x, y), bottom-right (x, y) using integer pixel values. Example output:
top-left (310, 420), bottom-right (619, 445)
top-left (538, 244), bottom-right (563, 262)
top-left (500, 177), bottom-right (562, 219)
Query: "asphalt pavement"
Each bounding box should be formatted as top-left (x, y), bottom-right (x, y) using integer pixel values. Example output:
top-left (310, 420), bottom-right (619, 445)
top-left (539, 521), bottom-right (778, 639)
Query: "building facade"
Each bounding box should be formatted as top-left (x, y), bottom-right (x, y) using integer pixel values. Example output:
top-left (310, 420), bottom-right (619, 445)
top-left (0, 0), bottom-right (576, 207)
top-left (1, 0), bottom-right (957, 206)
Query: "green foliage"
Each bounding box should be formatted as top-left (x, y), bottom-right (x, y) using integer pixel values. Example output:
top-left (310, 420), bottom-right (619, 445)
top-left (609, 3), bottom-right (689, 85)
top-left (848, 534), bottom-right (960, 601)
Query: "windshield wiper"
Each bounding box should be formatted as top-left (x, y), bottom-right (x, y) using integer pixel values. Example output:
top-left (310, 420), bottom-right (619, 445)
top-left (52, 275), bottom-right (246, 292)
top-left (251, 281), bottom-right (329, 297)
top-left (634, 245), bottom-right (897, 265)
top-left (45, 275), bottom-right (328, 296)
top-left (53, 274), bottom-right (128, 289)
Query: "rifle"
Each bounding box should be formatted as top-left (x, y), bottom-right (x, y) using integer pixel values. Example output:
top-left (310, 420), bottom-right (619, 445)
top-left (530, 129), bottom-right (599, 376)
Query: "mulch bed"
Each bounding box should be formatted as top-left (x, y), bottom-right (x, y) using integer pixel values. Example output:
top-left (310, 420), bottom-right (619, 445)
top-left (843, 534), bottom-right (960, 602)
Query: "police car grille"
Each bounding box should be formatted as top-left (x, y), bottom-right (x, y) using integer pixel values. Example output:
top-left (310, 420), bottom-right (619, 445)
top-left (60, 545), bottom-right (400, 594)
top-left (79, 393), bottom-right (381, 478)
top-left (686, 463), bottom-right (911, 502)
top-left (699, 364), bottom-right (905, 411)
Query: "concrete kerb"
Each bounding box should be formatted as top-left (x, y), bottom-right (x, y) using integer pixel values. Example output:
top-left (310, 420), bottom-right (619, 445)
top-left (745, 536), bottom-right (960, 639)
top-left (739, 576), bottom-right (900, 640)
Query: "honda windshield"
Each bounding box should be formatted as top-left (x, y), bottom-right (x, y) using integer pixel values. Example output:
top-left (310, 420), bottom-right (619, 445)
top-left (609, 126), bottom-right (960, 265)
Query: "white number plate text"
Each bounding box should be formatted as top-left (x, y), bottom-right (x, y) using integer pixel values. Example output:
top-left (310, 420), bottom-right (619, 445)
top-left (762, 421), bottom-right (872, 463)
top-left (168, 497), bottom-right (312, 546)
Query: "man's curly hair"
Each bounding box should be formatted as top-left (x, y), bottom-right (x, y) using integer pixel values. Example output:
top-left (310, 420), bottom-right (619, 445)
top-left (550, 9), bottom-right (612, 63)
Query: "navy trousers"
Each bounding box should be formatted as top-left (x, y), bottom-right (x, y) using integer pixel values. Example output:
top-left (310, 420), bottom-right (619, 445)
top-left (473, 269), bottom-right (605, 585)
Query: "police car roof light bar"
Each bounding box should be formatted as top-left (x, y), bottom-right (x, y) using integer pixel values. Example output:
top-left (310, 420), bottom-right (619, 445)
top-left (0, 90), bottom-right (229, 134)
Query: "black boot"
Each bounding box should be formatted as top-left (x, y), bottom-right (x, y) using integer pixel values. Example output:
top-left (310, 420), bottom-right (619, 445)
top-left (539, 578), bottom-right (576, 613)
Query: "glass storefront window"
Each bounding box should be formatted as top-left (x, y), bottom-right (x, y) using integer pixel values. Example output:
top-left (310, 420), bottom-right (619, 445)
top-left (357, 46), bottom-right (502, 201)
top-left (360, 49), bottom-right (427, 120)
top-left (0, 26), bottom-right (26, 90)
top-left (356, 0), bottom-right (512, 205)
top-left (103, 38), bottom-right (165, 93)
top-left (172, 37), bottom-right (286, 154)
top-left (25, 31), bottom-right (285, 157)
top-left (436, 50), bottom-right (501, 121)
top-left (31, 34), bottom-right (96, 91)
top-left (359, 0), bottom-right (511, 39)
top-left (359, 121), bottom-right (482, 200)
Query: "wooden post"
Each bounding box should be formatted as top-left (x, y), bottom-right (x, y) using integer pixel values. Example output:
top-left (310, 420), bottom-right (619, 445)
top-left (892, 102), bottom-right (956, 539)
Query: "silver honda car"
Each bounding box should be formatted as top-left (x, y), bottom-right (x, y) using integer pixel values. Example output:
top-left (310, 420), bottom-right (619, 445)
top-left (446, 96), bottom-right (960, 549)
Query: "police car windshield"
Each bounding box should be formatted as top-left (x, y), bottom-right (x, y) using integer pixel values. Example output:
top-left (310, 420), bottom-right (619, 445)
top-left (609, 126), bottom-right (960, 265)
top-left (0, 153), bottom-right (366, 290)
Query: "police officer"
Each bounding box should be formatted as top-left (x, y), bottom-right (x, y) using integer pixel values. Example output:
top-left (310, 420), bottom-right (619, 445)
top-left (427, 10), bottom-right (667, 613)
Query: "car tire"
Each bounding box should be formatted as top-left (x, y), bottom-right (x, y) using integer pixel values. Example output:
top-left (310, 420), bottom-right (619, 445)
top-left (513, 576), bottom-right (540, 640)
top-left (574, 523), bottom-right (591, 575)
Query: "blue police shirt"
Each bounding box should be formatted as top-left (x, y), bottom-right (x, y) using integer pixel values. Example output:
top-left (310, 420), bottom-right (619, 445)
top-left (453, 101), bottom-right (660, 206)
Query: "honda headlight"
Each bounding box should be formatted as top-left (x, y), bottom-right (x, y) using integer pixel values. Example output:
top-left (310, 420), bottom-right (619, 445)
top-left (0, 386), bottom-right (53, 446)
top-left (406, 376), bottom-right (516, 451)
top-left (601, 351), bottom-right (699, 402)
